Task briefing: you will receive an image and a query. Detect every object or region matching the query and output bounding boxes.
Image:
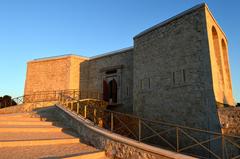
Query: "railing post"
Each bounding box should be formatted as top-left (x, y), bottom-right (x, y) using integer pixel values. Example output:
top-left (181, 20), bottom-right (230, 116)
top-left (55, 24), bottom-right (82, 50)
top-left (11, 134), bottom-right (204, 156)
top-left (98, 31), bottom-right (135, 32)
top-left (94, 108), bottom-right (97, 124)
top-left (138, 118), bottom-right (141, 142)
top-left (55, 91), bottom-right (57, 100)
top-left (98, 92), bottom-right (99, 99)
top-left (57, 92), bottom-right (59, 101)
top-left (71, 102), bottom-right (73, 110)
top-left (61, 90), bottom-right (63, 101)
top-left (73, 90), bottom-right (75, 99)
top-left (84, 105), bottom-right (87, 118)
top-left (77, 102), bottom-right (79, 114)
top-left (59, 92), bottom-right (62, 102)
top-left (222, 135), bottom-right (225, 159)
top-left (111, 112), bottom-right (114, 132)
top-left (176, 127), bottom-right (179, 152)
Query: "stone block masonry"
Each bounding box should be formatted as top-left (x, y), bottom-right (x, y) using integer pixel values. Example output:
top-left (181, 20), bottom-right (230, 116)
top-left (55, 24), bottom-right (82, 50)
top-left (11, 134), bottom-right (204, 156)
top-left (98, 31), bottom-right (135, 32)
top-left (132, 3), bottom-right (234, 132)
top-left (24, 54), bottom-right (88, 95)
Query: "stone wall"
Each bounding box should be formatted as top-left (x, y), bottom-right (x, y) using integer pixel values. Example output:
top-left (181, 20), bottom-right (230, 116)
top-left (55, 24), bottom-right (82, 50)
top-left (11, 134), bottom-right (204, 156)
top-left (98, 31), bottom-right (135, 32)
top-left (218, 107), bottom-right (240, 135)
top-left (24, 55), bottom-right (87, 95)
top-left (133, 4), bottom-right (220, 131)
top-left (80, 48), bottom-right (134, 113)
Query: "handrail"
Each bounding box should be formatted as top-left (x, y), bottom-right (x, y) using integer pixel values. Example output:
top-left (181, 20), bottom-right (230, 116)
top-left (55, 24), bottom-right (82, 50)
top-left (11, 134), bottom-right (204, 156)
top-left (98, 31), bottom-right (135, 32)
top-left (58, 93), bottom-right (240, 159)
top-left (105, 109), bottom-right (240, 139)
top-left (2, 89), bottom-right (240, 158)
top-left (3, 89), bottom-right (103, 107)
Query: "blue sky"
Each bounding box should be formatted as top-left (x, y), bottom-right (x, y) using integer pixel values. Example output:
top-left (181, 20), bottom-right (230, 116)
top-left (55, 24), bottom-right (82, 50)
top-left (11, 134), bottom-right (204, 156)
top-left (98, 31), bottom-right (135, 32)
top-left (0, 0), bottom-right (239, 102)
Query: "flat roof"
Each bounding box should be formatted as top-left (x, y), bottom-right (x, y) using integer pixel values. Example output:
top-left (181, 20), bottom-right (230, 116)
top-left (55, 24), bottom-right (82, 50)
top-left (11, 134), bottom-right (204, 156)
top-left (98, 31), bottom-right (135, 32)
top-left (89, 46), bottom-right (133, 60)
top-left (29, 46), bottom-right (133, 63)
top-left (134, 3), bottom-right (206, 39)
top-left (31, 54), bottom-right (89, 62)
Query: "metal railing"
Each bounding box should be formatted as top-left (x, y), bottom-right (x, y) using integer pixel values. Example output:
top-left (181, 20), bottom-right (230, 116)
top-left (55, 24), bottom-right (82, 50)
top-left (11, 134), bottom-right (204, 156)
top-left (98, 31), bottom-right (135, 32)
top-left (59, 94), bottom-right (240, 159)
top-left (3, 90), bottom-right (240, 158)
top-left (4, 89), bottom-right (103, 107)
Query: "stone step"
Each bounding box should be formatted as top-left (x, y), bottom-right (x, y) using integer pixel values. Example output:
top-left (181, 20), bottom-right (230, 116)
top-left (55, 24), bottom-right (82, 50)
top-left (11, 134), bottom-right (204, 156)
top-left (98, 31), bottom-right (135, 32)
top-left (0, 110), bottom-right (99, 159)
top-left (0, 131), bottom-right (77, 141)
top-left (0, 121), bottom-right (53, 126)
top-left (0, 127), bottom-right (64, 133)
top-left (0, 143), bottom-right (97, 159)
top-left (64, 151), bottom-right (107, 159)
top-left (0, 113), bottom-right (32, 117)
top-left (0, 116), bottom-right (44, 122)
top-left (0, 138), bottom-right (80, 147)
top-left (0, 124), bottom-right (64, 128)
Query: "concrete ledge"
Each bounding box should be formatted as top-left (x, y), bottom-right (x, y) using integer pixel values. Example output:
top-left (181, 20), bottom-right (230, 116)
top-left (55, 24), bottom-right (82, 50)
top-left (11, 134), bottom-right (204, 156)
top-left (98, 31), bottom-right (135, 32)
top-left (56, 104), bottom-right (196, 159)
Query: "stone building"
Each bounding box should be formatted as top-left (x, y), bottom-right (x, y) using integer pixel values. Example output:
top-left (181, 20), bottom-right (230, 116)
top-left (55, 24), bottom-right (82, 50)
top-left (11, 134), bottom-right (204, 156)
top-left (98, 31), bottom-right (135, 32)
top-left (24, 3), bottom-right (235, 131)
top-left (25, 55), bottom-right (87, 94)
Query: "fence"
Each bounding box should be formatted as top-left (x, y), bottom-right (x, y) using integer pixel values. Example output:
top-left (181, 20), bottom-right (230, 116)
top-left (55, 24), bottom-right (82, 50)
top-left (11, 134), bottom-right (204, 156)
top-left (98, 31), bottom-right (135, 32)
top-left (3, 90), bottom-right (240, 159)
top-left (59, 94), bottom-right (240, 159)
top-left (5, 89), bottom-right (102, 107)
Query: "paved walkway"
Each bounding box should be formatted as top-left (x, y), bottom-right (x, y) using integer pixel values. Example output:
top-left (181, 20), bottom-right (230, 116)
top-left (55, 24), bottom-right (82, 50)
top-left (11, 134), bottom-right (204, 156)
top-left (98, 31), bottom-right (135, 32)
top-left (0, 113), bottom-right (106, 159)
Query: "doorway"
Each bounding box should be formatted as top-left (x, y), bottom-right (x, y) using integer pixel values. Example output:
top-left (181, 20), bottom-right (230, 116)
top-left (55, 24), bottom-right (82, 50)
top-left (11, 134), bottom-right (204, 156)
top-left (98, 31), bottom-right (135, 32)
top-left (103, 79), bottom-right (118, 103)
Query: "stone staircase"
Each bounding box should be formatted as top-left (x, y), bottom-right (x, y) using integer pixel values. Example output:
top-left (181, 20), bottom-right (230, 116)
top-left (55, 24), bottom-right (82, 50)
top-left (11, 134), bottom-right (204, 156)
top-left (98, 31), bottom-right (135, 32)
top-left (0, 111), bottom-right (107, 159)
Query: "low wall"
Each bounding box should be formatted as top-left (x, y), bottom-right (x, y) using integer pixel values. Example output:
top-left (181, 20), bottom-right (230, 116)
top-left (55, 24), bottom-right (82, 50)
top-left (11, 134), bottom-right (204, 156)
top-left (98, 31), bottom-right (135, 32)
top-left (0, 104), bottom-right (24, 114)
top-left (56, 104), bottom-right (196, 159)
top-left (0, 101), bottom-right (57, 114)
top-left (218, 107), bottom-right (240, 135)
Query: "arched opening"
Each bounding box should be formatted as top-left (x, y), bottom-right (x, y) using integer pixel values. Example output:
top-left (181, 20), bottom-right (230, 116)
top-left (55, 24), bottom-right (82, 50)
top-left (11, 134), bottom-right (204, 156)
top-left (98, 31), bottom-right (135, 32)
top-left (212, 26), bottom-right (224, 86)
top-left (109, 79), bottom-right (117, 103)
top-left (103, 80), bottom-right (109, 101)
top-left (221, 39), bottom-right (231, 89)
